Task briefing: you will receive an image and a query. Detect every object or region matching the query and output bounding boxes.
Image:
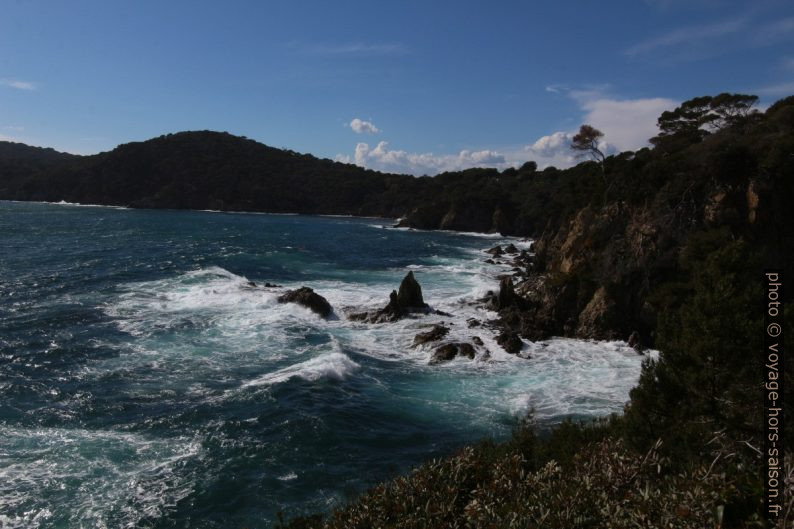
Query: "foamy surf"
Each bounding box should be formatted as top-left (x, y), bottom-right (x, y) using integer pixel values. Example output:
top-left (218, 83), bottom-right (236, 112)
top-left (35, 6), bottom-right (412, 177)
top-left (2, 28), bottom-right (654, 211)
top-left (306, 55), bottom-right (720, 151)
top-left (1, 201), bottom-right (652, 527)
top-left (0, 426), bottom-right (201, 529)
top-left (242, 351), bottom-right (360, 387)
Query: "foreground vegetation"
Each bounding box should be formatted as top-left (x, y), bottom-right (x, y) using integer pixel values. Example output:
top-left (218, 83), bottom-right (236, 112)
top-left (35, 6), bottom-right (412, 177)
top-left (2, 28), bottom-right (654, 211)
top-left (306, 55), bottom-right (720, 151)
top-left (280, 420), bottom-right (788, 528)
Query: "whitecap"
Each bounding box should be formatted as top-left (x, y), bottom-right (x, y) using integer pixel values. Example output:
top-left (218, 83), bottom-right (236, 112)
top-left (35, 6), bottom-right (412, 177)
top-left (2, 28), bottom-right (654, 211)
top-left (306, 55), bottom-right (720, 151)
top-left (241, 352), bottom-right (359, 388)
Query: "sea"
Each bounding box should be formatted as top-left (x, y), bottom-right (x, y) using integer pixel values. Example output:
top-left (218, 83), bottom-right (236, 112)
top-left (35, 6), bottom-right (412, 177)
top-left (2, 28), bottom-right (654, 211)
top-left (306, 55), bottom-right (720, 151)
top-left (0, 200), bottom-right (650, 528)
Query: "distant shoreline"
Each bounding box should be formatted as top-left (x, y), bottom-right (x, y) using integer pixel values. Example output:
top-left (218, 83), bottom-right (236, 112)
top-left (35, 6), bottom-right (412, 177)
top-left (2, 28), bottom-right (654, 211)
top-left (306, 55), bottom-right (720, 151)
top-left (1, 198), bottom-right (514, 239)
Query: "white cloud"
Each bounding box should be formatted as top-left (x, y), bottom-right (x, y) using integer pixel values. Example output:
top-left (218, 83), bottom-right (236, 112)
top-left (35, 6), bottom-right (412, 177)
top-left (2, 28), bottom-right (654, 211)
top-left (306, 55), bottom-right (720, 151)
top-left (522, 132), bottom-right (577, 169)
top-left (626, 14), bottom-right (794, 61)
top-left (349, 118), bottom-right (380, 134)
top-left (756, 17), bottom-right (794, 43)
top-left (754, 81), bottom-right (794, 97)
top-left (337, 140), bottom-right (506, 175)
top-left (642, 0), bottom-right (725, 10)
top-left (528, 131), bottom-right (574, 157)
top-left (579, 97), bottom-right (677, 151)
top-left (338, 87), bottom-right (678, 174)
top-left (519, 90), bottom-right (678, 169)
top-left (465, 149), bottom-right (505, 164)
top-left (0, 79), bottom-right (36, 90)
top-left (304, 43), bottom-right (405, 56)
top-left (625, 17), bottom-right (747, 57)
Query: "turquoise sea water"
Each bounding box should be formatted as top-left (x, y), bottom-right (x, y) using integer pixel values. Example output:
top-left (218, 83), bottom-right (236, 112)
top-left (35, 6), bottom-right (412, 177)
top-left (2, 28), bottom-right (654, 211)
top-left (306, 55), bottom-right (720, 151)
top-left (0, 201), bottom-right (648, 528)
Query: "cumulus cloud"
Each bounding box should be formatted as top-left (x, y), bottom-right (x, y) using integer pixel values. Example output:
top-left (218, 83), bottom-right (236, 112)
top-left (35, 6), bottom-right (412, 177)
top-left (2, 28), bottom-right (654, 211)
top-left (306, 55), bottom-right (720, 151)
top-left (529, 131), bottom-right (574, 157)
top-left (349, 118), bottom-right (380, 134)
top-left (580, 97), bottom-right (677, 151)
top-left (0, 79), bottom-right (36, 90)
top-left (335, 140), bottom-right (506, 175)
top-left (337, 86), bottom-right (678, 174)
top-left (521, 90), bottom-right (677, 169)
top-left (523, 132), bottom-right (578, 169)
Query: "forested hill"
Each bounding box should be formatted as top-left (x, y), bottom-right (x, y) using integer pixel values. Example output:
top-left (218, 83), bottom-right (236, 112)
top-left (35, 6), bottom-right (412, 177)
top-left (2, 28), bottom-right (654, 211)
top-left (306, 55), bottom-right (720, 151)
top-left (0, 132), bottom-right (424, 216)
top-left (1, 94), bottom-right (793, 242)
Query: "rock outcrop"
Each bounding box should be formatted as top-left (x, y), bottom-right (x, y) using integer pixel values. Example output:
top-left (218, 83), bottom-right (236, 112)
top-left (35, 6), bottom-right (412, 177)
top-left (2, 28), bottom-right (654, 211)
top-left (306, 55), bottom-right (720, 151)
top-left (277, 287), bottom-right (333, 318)
top-left (349, 271), bottom-right (431, 323)
top-left (429, 342), bottom-right (476, 365)
top-left (397, 271), bottom-right (427, 309)
top-left (485, 245), bottom-right (504, 256)
top-left (496, 331), bottom-right (523, 356)
top-left (413, 324), bottom-right (450, 346)
top-left (627, 331), bottom-right (644, 354)
top-left (496, 276), bottom-right (520, 310)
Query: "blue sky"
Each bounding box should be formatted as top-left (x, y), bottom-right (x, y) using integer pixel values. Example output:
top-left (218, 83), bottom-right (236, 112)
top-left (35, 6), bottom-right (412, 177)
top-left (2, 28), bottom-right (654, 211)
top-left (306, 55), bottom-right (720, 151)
top-left (1, 0), bottom-right (793, 174)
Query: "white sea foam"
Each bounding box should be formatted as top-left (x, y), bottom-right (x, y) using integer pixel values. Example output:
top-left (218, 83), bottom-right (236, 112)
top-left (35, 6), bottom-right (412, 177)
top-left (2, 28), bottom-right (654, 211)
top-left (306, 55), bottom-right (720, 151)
top-left (0, 426), bottom-right (200, 529)
top-left (242, 352), bottom-right (359, 387)
top-left (380, 225), bottom-right (518, 239)
top-left (51, 199), bottom-right (129, 209)
top-left (101, 239), bottom-right (648, 424)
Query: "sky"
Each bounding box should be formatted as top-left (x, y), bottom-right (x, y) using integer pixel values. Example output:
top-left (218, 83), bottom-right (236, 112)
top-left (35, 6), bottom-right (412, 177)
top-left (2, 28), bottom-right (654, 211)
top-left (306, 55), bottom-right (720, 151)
top-left (1, 0), bottom-right (793, 175)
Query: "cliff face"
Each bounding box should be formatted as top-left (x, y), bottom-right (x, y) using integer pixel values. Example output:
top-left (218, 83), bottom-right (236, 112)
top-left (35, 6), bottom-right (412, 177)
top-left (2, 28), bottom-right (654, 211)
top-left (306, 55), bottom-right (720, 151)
top-left (499, 138), bottom-right (789, 347)
top-left (491, 96), bottom-right (794, 346)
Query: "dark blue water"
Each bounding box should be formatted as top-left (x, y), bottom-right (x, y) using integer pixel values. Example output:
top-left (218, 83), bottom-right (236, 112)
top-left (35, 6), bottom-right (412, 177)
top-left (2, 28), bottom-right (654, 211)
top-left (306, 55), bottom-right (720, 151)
top-left (0, 201), bottom-right (646, 528)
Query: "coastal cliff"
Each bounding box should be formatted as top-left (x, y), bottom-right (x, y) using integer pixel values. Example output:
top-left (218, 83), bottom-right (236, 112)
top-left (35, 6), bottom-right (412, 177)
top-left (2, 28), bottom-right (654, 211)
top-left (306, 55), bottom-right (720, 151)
top-left (280, 95), bottom-right (794, 527)
top-left (488, 96), bottom-right (794, 352)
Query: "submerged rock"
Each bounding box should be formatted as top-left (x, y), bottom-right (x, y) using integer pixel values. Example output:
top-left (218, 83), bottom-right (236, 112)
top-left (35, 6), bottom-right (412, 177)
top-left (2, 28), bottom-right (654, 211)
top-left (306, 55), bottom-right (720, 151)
top-left (244, 280), bottom-right (281, 288)
top-left (277, 287), bottom-right (333, 318)
top-left (429, 342), bottom-right (476, 365)
top-left (413, 324), bottom-right (450, 346)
